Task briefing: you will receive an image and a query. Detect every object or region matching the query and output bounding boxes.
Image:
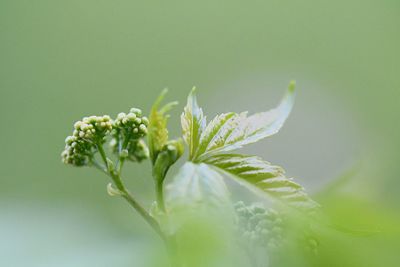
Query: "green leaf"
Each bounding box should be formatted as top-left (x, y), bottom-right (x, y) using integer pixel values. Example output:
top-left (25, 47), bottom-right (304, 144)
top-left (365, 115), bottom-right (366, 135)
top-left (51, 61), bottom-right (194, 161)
top-left (181, 88), bottom-right (206, 160)
top-left (148, 89), bottom-right (178, 164)
top-left (194, 112), bottom-right (236, 159)
top-left (165, 162), bottom-right (230, 213)
top-left (205, 153), bottom-right (319, 210)
top-left (194, 82), bottom-right (296, 161)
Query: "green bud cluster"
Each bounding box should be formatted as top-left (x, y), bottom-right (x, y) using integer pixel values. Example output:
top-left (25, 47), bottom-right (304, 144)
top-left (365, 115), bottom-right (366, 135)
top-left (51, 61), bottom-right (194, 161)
top-left (61, 135), bottom-right (93, 166)
top-left (73, 115), bottom-right (113, 142)
top-left (113, 108), bottom-right (149, 137)
top-left (62, 108), bottom-right (150, 166)
top-left (234, 201), bottom-right (284, 250)
top-left (234, 201), bottom-right (319, 255)
top-left (111, 108), bottom-right (150, 162)
top-left (61, 115), bottom-right (113, 166)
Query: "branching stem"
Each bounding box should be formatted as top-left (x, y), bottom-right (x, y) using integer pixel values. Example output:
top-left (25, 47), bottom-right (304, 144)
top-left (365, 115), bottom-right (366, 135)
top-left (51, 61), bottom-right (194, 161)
top-left (95, 143), bottom-right (168, 241)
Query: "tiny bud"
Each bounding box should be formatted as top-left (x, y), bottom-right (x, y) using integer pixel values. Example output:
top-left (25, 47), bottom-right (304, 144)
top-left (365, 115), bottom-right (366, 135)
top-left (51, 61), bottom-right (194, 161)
top-left (106, 158), bottom-right (115, 172)
top-left (120, 149), bottom-right (129, 158)
top-left (127, 113), bottom-right (136, 120)
top-left (74, 121), bottom-right (82, 129)
top-left (134, 118), bottom-right (141, 124)
top-left (107, 183), bottom-right (121, 196)
top-left (139, 124), bottom-right (147, 133)
top-left (130, 108), bottom-right (142, 116)
top-left (132, 128), bottom-right (139, 134)
top-left (141, 117), bottom-right (149, 126)
top-left (65, 136), bottom-right (74, 144)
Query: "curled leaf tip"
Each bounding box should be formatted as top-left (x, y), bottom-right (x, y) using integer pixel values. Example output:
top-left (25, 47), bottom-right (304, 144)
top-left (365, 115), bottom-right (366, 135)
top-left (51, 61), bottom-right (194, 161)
top-left (160, 88), bottom-right (169, 97)
top-left (159, 101), bottom-right (179, 114)
top-left (288, 80), bottom-right (296, 93)
top-left (154, 89), bottom-right (169, 108)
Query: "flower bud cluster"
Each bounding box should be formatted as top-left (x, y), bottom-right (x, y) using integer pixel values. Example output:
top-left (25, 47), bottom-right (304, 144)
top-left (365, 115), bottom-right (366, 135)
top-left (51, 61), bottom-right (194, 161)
top-left (62, 108), bottom-right (151, 167)
top-left (113, 108), bottom-right (149, 138)
top-left (111, 108), bottom-right (150, 162)
top-left (73, 115), bottom-right (113, 142)
top-left (234, 201), bottom-right (284, 250)
top-left (61, 115), bottom-right (113, 166)
top-left (234, 201), bottom-right (319, 254)
top-left (61, 135), bottom-right (92, 166)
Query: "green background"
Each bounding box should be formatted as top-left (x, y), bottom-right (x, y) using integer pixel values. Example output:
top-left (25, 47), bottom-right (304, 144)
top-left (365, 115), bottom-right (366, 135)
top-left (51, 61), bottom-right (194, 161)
top-left (1, 1), bottom-right (399, 266)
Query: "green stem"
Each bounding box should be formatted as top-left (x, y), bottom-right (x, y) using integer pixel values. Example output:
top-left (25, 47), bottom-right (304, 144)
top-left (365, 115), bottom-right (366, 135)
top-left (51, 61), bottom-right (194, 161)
top-left (113, 175), bottom-right (166, 241)
top-left (156, 177), bottom-right (166, 213)
top-left (117, 134), bottom-right (131, 175)
top-left (89, 158), bottom-right (107, 174)
top-left (96, 143), bottom-right (109, 169)
top-left (95, 142), bottom-right (165, 240)
top-left (95, 142), bottom-right (178, 266)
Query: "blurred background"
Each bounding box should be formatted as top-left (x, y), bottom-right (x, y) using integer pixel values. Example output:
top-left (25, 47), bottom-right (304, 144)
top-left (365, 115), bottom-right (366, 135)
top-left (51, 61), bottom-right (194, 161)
top-left (1, 1), bottom-right (399, 266)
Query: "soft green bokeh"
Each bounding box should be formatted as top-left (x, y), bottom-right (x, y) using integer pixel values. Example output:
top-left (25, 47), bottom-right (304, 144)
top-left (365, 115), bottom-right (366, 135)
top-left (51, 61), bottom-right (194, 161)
top-left (1, 1), bottom-right (399, 266)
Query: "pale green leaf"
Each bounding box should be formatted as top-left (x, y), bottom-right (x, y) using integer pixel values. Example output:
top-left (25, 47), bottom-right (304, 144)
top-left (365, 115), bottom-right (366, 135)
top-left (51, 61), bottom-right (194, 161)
top-left (148, 89), bottom-right (178, 163)
top-left (205, 153), bottom-right (319, 210)
top-left (194, 112), bottom-right (236, 159)
top-left (181, 88), bottom-right (206, 160)
top-left (165, 162), bottom-right (230, 213)
top-left (195, 82), bottom-right (296, 161)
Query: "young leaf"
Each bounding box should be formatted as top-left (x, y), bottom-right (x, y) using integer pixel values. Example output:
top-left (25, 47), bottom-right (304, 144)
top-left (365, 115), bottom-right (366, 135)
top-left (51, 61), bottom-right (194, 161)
top-left (181, 88), bottom-right (206, 160)
top-left (194, 112), bottom-right (236, 159)
top-left (165, 162), bottom-right (230, 213)
top-left (195, 82), bottom-right (296, 161)
top-left (205, 154), bottom-right (319, 210)
top-left (148, 89), bottom-right (178, 164)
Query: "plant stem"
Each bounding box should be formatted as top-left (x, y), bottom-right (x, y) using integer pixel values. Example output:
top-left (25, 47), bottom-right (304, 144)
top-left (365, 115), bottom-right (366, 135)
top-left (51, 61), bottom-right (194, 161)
top-left (116, 179), bottom-right (166, 241)
top-left (117, 135), bottom-right (131, 174)
top-left (95, 142), bottom-right (165, 240)
top-left (97, 143), bottom-right (109, 169)
top-left (155, 177), bottom-right (166, 213)
top-left (95, 142), bottom-right (179, 266)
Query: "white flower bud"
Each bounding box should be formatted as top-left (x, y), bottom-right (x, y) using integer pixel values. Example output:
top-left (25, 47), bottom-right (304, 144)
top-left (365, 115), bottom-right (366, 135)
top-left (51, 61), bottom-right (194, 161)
top-left (130, 108), bottom-right (142, 116)
top-left (120, 149), bottom-right (129, 158)
top-left (107, 183), bottom-right (121, 196)
top-left (74, 121), bottom-right (82, 129)
top-left (141, 117), bottom-right (149, 126)
top-left (65, 136), bottom-right (74, 144)
top-left (127, 113), bottom-right (136, 120)
top-left (139, 124), bottom-right (147, 133)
